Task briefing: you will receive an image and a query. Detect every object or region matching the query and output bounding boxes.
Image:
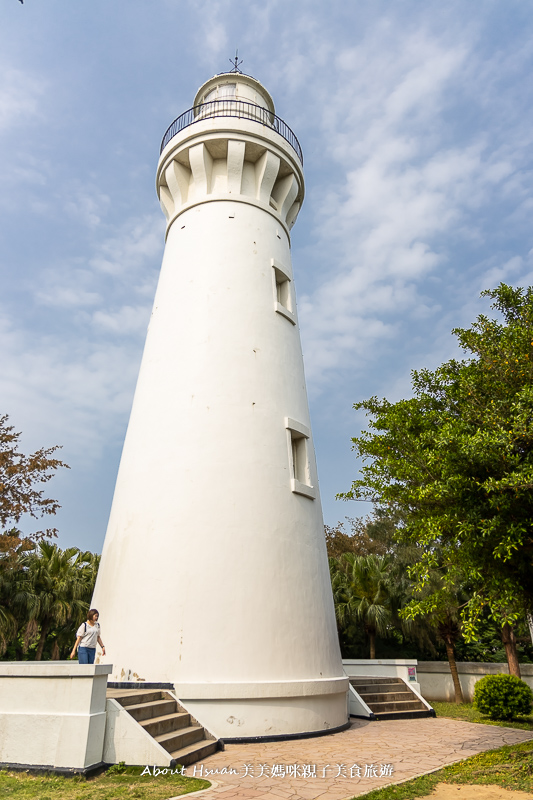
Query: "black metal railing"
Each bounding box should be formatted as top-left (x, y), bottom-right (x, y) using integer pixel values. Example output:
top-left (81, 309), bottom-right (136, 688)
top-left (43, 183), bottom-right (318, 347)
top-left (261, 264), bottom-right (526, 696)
top-left (160, 99), bottom-right (303, 164)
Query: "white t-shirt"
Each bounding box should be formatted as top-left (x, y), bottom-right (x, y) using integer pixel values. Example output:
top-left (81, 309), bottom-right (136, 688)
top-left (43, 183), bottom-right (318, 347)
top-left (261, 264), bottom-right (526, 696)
top-left (76, 621), bottom-right (101, 649)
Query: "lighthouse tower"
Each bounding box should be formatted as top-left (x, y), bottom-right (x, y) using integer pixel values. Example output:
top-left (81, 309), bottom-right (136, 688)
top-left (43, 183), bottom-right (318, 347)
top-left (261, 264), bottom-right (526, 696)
top-left (93, 72), bottom-right (349, 739)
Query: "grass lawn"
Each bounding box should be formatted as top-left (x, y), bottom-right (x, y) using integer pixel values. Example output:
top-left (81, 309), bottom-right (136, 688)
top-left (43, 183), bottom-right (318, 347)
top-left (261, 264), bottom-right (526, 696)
top-left (431, 701), bottom-right (533, 732)
top-left (0, 766), bottom-right (210, 799)
top-left (351, 740), bottom-right (533, 800)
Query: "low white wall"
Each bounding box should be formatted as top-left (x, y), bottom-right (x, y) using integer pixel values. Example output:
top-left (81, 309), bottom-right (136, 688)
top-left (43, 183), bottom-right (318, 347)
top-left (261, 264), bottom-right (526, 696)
top-left (417, 662), bottom-right (533, 703)
top-left (347, 684), bottom-right (373, 718)
top-left (104, 698), bottom-right (174, 767)
top-left (0, 661), bottom-right (112, 771)
top-left (342, 659), bottom-right (421, 695)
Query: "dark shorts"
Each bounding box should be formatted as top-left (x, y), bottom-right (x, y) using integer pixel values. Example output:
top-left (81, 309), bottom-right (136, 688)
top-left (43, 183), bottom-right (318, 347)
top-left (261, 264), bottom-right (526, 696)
top-left (78, 646), bottom-right (96, 664)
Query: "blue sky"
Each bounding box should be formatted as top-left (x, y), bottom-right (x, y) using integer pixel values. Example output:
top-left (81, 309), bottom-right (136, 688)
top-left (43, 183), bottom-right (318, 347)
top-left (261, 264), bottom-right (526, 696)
top-left (2, 1), bottom-right (533, 551)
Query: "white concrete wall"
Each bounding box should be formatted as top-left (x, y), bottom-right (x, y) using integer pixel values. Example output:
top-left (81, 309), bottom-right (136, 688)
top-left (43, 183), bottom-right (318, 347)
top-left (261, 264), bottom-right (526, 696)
top-left (0, 662), bottom-right (112, 771)
top-left (92, 75), bottom-right (348, 739)
top-left (348, 684), bottom-right (373, 718)
top-left (417, 662), bottom-right (533, 703)
top-left (103, 698), bottom-right (174, 767)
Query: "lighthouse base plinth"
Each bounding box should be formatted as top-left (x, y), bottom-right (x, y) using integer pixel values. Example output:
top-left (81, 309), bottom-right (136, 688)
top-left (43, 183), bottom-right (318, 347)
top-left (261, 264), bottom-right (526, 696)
top-left (173, 677), bottom-right (350, 739)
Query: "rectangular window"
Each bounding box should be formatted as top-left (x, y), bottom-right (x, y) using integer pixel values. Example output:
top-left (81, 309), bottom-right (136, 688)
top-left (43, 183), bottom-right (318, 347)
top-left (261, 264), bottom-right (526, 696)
top-left (285, 418), bottom-right (316, 499)
top-left (205, 83), bottom-right (236, 102)
top-left (218, 83), bottom-right (236, 98)
top-left (272, 259), bottom-right (296, 325)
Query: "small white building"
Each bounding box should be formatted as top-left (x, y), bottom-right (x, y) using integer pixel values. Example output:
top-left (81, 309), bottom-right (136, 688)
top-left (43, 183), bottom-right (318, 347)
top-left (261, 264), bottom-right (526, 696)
top-left (92, 71), bottom-right (349, 740)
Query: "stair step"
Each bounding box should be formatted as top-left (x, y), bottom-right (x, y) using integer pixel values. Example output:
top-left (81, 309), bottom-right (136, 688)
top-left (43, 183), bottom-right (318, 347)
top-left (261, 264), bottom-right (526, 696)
top-left (372, 709), bottom-right (435, 720)
top-left (366, 699), bottom-right (426, 712)
top-left (156, 725), bottom-right (205, 754)
top-left (350, 677), bottom-right (403, 684)
top-left (109, 689), bottom-right (163, 707)
top-left (141, 711), bottom-right (191, 737)
top-left (170, 738), bottom-right (219, 767)
top-left (351, 681), bottom-right (407, 694)
top-left (349, 676), bottom-right (433, 720)
top-left (358, 691), bottom-right (412, 703)
top-left (126, 698), bottom-right (177, 722)
top-left (107, 688), bottom-right (221, 767)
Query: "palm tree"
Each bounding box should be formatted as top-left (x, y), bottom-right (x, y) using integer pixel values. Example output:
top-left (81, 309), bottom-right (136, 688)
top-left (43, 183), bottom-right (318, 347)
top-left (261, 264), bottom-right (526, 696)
top-left (0, 531), bottom-right (36, 657)
top-left (0, 567), bottom-right (19, 655)
top-left (331, 553), bottom-right (394, 659)
top-left (400, 572), bottom-right (465, 704)
top-left (18, 542), bottom-right (95, 660)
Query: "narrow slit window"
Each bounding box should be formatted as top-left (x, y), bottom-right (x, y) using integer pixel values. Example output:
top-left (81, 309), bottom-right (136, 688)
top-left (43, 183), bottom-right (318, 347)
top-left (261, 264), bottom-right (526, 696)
top-left (276, 270), bottom-right (291, 307)
top-left (272, 260), bottom-right (296, 325)
top-left (285, 418), bottom-right (316, 499)
top-left (291, 433), bottom-right (308, 484)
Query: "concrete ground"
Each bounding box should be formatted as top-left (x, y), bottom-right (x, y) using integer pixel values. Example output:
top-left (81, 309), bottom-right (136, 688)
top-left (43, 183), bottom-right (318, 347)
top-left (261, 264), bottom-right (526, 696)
top-left (178, 718), bottom-right (533, 800)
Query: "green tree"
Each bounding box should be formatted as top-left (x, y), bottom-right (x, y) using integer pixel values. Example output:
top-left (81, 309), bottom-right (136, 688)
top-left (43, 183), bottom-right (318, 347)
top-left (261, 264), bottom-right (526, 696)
top-left (331, 553), bottom-right (394, 658)
top-left (0, 414), bottom-right (68, 558)
top-left (18, 542), bottom-right (95, 660)
top-left (339, 284), bottom-right (533, 660)
top-left (406, 573), bottom-right (466, 702)
top-left (0, 532), bottom-right (37, 655)
top-left (325, 515), bottom-right (392, 560)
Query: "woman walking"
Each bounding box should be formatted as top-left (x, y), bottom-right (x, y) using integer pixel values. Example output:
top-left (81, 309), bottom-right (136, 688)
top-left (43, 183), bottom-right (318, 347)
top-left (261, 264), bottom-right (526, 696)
top-left (70, 609), bottom-right (106, 664)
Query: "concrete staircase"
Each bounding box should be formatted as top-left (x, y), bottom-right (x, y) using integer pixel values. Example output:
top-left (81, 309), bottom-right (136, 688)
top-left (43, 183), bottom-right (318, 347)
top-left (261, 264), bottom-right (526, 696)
top-left (349, 677), bottom-right (435, 720)
top-left (107, 688), bottom-right (219, 765)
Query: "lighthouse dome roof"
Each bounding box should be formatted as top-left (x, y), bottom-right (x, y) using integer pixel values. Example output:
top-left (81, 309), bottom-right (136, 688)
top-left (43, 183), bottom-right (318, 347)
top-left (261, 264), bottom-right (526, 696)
top-left (193, 72), bottom-right (275, 114)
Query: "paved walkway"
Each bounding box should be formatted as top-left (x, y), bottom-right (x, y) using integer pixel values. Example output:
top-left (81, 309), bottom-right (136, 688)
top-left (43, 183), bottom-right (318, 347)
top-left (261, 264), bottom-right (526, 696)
top-left (180, 719), bottom-right (533, 800)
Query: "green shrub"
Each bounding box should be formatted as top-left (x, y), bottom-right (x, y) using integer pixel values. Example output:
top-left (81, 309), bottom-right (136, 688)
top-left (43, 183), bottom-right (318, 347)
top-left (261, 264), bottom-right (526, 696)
top-left (106, 761), bottom-right (127, 775)
top-left (473, 673), bottom-right (533, 720)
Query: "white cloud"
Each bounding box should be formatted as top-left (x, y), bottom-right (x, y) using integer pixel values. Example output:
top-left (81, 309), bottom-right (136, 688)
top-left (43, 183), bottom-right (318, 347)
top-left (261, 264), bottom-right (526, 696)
top-left (483, 255), bottom-right (523, 289)
top-left (64, 189), bottom-right (111, 229)
top-left (292, 19), bottom-right (533, 394)
top-left (0, 211), bottom-right (164, 471)
top-left (0, 65), bottom-right (44, 132)
top-left (92, 305), bottom-right (151, 336)
top-left (0, 309), bottom-right (141, 463)
top-left (89, 215), bottom-right (164, 278)
top-left (36, 286), bottom-right (101, 308)
top-left (185, 0), bottom-right (230, 64)
top-left (34, 215), bottom-right (163, 313)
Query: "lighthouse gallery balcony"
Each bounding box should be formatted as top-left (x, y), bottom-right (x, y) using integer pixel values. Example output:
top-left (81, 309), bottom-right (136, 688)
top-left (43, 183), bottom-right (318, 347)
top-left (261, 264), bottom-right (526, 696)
top-left (160, 99), bottom-right (303, 165)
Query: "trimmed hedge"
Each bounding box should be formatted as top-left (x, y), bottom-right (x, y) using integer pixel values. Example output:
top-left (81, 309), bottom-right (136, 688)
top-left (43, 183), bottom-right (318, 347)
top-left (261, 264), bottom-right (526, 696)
top-left (473, 673), bottom-right (533, 720)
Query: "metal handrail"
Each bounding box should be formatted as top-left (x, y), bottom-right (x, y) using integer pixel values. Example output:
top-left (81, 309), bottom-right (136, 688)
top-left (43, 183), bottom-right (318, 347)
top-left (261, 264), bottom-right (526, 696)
top-left (160, 99), bottom-right (303, 164)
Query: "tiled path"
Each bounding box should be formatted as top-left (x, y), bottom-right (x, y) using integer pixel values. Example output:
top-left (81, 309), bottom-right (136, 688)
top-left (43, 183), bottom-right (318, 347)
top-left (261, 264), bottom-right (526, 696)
top-left (179, 718), bottom-right (533, 800)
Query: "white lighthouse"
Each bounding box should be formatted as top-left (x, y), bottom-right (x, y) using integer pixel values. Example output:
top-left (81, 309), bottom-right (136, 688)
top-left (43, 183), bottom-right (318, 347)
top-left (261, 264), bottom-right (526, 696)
top-left (93, 71), bottom-right (349, 739)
